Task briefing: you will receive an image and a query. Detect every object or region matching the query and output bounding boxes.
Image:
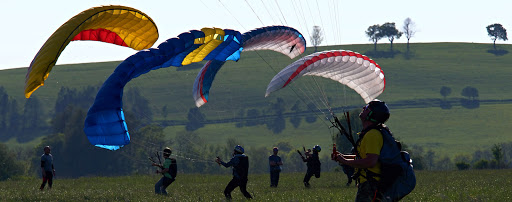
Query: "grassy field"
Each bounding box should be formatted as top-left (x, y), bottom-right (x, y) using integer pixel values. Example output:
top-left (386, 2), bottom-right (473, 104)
top-left (0, 170), bottom-right (511, 201)
top-left (2, 43), bottom-right (512, 158)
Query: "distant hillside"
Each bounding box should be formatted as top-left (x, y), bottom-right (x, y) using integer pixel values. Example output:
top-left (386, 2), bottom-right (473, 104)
top-left (2, 42), bottom-right (512, 157)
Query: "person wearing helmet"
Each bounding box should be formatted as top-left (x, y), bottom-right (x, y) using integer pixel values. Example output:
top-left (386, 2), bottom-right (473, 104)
top-left (152, 147), bottom-right (177, 195)
top-left (332, 99), bottom-right (390, 201)
top-left (301, 145), bottom-right (322, 187)
top-left (216, 145), bottom-right (253, 200)
top-left (40, 146), bottom-right (55, 190)
top-left (269, 147), bottom-right (283, 187)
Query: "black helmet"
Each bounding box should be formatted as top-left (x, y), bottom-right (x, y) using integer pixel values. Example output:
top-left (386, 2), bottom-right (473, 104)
top-left (163, 147), bottom-right (172, 156)
top-left (234, 145), bottom-right (245, 154)
top-left (313, 145), bottom-right (321, 152)
top-left (366, 99), bottom-right (390, 123)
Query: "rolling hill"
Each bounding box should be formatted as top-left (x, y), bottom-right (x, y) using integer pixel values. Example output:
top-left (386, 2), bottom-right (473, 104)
top-left (1, 42), bottom-right (512, 158)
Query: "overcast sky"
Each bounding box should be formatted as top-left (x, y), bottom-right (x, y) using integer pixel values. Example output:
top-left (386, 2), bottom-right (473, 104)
top-left (1, 0), bottom-right (510, 70)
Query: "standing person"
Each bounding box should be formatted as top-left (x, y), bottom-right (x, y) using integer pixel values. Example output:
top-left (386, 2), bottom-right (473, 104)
top-left (333, 99), bottom-right (390, 201)
top-left (216, 145), bottom-right (253, 200)
top-left (301, 145), bottom-right (321, 188)
top-left (152, 147), bottom-right (177, 195)
top-left (40, 146), bottom-right (55, 190)
top-left (269, 147), bottom-right (283, 187)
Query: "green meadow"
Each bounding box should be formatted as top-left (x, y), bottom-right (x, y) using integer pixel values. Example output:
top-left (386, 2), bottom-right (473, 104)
top-left (2, 43), bottom-right (512, 158)
top-left (1, 170), bottom-right (511, 201)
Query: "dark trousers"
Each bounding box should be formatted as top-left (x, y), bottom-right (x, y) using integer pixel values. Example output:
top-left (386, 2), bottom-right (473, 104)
top-left (356, 181), bottom-right (385, 202)
top-left (40, 171), bottom-right (53, 190)
top-left (224, 177), bottom-right (252, 199)
top-left (155, 176), bottom-right (175, 195)
top-left (342, 165), bottom-right (355, 185)
top-left (270, 171), bottom-right (280, 187)
top-left (303, 170), bottom-right (320, 183)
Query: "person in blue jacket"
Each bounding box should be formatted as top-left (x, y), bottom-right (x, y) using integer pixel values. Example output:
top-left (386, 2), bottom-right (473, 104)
top-left (269, 147), bottom-right (283, 187)
top-left (216, 145), bottom-right (253, 200)
top-left (40, 146), bottom-right (56, 190)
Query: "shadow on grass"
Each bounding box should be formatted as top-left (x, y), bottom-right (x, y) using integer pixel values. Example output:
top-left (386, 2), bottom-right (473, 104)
top-left (487, 49), bottom-right (509, 56)
top-left (364, 50), bottom-right (401, 58)
top-left (460, 99), bottom-right (480, 109)
top-left (440, 100), bottom-right (452, 109)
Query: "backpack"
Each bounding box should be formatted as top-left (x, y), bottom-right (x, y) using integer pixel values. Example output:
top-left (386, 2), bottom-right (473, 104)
top-left (358, 125), bottom-right (416, 201)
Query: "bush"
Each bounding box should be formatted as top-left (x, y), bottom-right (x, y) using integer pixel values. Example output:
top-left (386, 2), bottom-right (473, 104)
top-left (0, 143), bottom-right (23, 180)
top-left (473, 159), bottom-right (489, 169)
top-left (455, 162), bottom-right (470, 170)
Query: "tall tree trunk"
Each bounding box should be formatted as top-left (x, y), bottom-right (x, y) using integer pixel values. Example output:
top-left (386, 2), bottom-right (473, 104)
top-left (493, 39), bottom-right (497, 50)
top-left (373, 41), bottom-right (377, 51)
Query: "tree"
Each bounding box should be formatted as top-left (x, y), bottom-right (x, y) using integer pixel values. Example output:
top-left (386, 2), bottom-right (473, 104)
top-left (486, 23), bottom-right (508, 50)
top-left (125, 87), bottom-right (153, 126)
top-left (461, 86), bottom-right (479, 100)
top-left (264, 98), bottom-right (286, 133)
top-left (304, 103), bottom-right (317, 123)
top-left (440, 86), bottom-right (451, 99)
top-left (473, 159), bottom-right (489, 169)
top-left (266, 115), bottom-right (285, 134)
top-left (245, 109), bottom-right (261, 126)
top-left (289, 101), bottom-right (302, 128)
top-left (310, 26), bottom-right (323, 52)
top-left (276, 141), bottom-right (293, 152)
top-left (380, 22), bottom-right (402, 52)
top-left (7, 99), bottom-right (21, 134)
top-left (0, 87), bottom-right (8, 130)
top-left (22, 96), bottom-right (46, 133)
top-left (54, 87), bottom-right (77, 115)
top-left (492, 144), bottom-right (504, 168)
top-left (185, 107), bottom-right (205, 131)
top-left (0, 143), bottom-right (23, 180)
top-left (365, 25), bottom-right (383, 51)
top-left (455, 162), bottom-right (470, 170)
top-left (402, 18), bottom-right (416, 53)
top-left (235, 109), bottom-right (245, 128)
top-left (161, 105), bottom-right (168, 119)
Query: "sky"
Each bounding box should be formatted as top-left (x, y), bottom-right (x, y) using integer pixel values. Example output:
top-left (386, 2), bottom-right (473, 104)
top-left (1, 0), bottom-right (511, 70)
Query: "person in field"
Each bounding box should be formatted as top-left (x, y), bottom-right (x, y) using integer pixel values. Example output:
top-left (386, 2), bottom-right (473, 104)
top-left (216, 145), bottom-right (253, 200)
top-left (40, 146), bottom-right (55, 190)
top-left (152, 147), bottom-right (177, 195)
top-left (333, 99), bottom-right (390, 201)
top-left (301, 145), bottom-right (322, 188)
top-left (269, 147), bottom-right (283, 187)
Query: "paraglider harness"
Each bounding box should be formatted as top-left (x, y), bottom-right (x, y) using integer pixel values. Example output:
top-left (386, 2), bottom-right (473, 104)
top-left (331, 112), bottom-right (416, 201)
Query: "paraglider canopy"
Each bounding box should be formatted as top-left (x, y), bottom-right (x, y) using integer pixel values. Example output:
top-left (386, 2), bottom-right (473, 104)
top-left (25, 5), bottom-right (159, 98)
top-left (265, 50), bottom-right (385, 104)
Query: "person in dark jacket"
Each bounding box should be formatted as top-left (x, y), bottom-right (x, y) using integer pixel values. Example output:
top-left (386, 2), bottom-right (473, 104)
top-left (301, 145), bottom-right (321, 187)
top-left (152, 147), bottom-right (177, 195)
top-left (216, 145), bottom-right (253, 200)
top-left (269, 147), bottom-right (283, 187)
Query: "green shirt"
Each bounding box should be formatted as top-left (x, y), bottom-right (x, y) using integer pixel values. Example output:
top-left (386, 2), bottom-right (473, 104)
top-left (163, 158), bottom-right (177, 179)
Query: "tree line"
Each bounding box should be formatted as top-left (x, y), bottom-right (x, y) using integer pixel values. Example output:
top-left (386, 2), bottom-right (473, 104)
top-left (1, 99), bottom-right (511, 181)
top-left (310, 19), bottom-right (508, 57)
top-left (0, 87), bottom-right (47, 142)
